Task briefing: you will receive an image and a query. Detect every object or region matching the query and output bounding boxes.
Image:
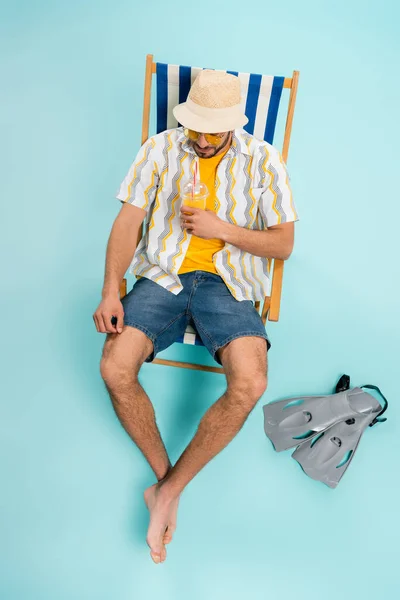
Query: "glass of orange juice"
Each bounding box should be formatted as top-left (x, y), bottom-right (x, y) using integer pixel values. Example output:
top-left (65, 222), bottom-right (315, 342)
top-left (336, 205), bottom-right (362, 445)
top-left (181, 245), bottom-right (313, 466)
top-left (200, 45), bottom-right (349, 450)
top-left (181, 180), bottom-right (208, 212)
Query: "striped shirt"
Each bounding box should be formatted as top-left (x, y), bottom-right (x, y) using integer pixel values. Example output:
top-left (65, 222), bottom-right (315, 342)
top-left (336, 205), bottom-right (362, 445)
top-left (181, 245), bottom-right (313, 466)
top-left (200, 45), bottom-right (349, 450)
top-left (116, 127), bottom-right (299, 302)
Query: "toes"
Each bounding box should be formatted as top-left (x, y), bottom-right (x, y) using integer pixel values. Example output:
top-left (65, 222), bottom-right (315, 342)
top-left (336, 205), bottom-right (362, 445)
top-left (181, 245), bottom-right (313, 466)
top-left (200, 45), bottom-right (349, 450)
top-left (147, 533), bottom-right (166, 564)
top-left (163, 524), bottom-right (176, 545)
top-left (150, 544), bottom-right (167, 563)
top-left (150, 551), bottom-right (162, 564)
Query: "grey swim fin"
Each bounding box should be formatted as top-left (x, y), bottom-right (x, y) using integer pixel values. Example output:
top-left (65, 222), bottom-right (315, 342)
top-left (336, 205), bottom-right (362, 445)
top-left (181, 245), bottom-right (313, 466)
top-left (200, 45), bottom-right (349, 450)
top-left (291, 384), bottom-right (388, 488)
top-left (263, 379), bottom-right (387, 452)
top-left (263, 376), bottom-right (388, 488)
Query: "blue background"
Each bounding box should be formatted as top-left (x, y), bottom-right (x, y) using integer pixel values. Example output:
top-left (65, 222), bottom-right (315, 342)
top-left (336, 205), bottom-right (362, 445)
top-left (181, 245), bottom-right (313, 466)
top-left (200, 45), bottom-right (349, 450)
top-left (1, 1), bottom-right (399, 598)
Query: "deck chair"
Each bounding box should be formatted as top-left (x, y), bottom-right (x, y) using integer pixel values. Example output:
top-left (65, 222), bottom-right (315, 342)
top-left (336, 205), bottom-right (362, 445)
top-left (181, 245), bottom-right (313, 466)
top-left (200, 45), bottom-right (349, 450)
top-left (119, 54), bottom-right (300, 374)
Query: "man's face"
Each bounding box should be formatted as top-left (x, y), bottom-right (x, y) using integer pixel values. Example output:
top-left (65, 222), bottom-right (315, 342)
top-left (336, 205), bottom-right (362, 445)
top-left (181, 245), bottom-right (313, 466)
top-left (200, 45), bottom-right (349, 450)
top-left (189, 131), bottom-right (232, 158)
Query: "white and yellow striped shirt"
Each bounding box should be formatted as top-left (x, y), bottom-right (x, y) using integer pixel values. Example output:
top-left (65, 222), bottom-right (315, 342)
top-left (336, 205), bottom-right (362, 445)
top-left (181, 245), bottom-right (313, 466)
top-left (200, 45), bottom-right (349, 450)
top-left (116, 127), bottom-right (298, 302)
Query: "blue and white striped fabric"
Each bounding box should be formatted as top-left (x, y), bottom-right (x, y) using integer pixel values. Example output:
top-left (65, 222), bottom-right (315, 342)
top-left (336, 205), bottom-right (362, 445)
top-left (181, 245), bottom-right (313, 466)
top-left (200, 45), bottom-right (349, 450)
top-left (154, 62), bottom-right (285, 348)
top-left (156, 62), bottom-right (285, 144)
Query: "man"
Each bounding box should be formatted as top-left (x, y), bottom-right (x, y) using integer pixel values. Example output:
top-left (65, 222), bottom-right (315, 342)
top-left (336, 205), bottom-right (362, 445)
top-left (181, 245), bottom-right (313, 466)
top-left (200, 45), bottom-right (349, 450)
top-left (93, 70), bottom-right (298, 563)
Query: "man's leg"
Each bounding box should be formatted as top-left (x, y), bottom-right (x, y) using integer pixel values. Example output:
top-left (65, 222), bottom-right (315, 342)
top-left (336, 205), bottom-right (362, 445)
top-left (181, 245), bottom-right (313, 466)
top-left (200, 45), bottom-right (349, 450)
top-left (100, 326), bottom-right (177, 562)
top-left (144, 336), bottom-right (267, 560)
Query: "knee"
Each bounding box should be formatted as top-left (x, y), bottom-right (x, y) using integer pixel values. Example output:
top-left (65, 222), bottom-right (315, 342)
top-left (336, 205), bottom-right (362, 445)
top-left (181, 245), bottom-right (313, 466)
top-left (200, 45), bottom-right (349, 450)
top-left (100, 355), bottom-right (137, 392)
top-left (228, 374), bottom-right (268, 410)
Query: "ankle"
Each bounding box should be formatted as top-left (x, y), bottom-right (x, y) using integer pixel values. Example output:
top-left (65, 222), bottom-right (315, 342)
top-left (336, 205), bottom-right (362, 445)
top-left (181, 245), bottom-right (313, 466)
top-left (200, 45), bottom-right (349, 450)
top-left (157, 464), bottom-right (173, 483)
top-left (157, 478), bottom-right (180, 502)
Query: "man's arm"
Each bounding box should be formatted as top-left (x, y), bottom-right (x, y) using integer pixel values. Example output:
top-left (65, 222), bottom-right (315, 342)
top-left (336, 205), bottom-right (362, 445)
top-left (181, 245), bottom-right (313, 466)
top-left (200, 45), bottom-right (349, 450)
top-left (94, 137), bottom-right (159, 334)
top-left (104, 135), bottom-right (160, 297)
top-left (102, 203), bottom-right (146, 298)
top-left (220, 221), bottom-right (294, 260)
top-left (180, 207), bottom-right (294, 260)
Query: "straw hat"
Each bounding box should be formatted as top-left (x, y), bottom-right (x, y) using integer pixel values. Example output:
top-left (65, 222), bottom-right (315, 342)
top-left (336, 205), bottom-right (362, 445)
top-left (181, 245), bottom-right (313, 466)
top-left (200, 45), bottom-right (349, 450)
top-left (173, 70), bottom-right (248, 133)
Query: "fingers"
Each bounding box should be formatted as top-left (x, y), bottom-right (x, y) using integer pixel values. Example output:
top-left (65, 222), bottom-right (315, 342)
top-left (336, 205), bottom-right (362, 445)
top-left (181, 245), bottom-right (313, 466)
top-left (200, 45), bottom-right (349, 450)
top-left (180, 213), bottom-right (195, 233)
top-left (93, 296), bottom-right (125, 334)
top-left (93, 310), bottom-right (124, 334)
top-left (181, 222), bottom-right (194, 234)
top-left (180, 205), bottom-right (198, 215)
top-left (99, 313), bottom-right (115, 334)
top-left (93, 313), bottom-right (100, 333)
top-left (180, 218), bottom-right (194, 227)
top-left (113, 309), bottom-right (125, 333)
top-left (180, 212), bottom-right (195, 222)
top-left (180, 210), bottom-right (195, 223)
top-left (93, 313), bottom-right (107, 334)
top-left (103, 314), bottom-right (114, 333)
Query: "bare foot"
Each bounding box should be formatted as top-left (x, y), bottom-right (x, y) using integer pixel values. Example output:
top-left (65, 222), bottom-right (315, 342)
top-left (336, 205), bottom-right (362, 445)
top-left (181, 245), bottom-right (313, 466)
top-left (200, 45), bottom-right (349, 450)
top-left (163, 495), bottom-right (180, 545)
top-left (144, 483), bottom-right (179, 563)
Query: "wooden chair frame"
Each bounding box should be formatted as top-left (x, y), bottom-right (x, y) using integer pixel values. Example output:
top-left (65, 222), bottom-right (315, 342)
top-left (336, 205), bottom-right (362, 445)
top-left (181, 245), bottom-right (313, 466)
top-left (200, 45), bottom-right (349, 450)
top-left (120, 54), bottom-right (299, 374)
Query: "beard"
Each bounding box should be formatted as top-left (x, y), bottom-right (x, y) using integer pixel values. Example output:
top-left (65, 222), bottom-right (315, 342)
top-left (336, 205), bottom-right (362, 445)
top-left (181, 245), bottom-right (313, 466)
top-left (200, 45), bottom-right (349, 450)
top-left (193, 132), bottom-right (232, 158)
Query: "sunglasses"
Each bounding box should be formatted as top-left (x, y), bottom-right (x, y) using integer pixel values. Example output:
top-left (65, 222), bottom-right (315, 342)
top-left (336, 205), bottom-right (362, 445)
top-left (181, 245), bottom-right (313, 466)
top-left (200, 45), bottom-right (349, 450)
top-left (184, 128), bottom-right (226, 146)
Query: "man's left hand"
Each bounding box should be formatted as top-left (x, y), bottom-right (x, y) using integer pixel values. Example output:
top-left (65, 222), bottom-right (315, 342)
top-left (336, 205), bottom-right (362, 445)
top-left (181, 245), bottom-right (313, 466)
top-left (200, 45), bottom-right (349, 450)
top-left (180, 206), bottom-right (227, 240)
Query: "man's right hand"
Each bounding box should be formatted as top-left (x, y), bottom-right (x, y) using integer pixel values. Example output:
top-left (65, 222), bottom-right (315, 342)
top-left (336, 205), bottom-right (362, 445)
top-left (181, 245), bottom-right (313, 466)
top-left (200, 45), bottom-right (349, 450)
top-left (93, 294), bottom-right (125, 334)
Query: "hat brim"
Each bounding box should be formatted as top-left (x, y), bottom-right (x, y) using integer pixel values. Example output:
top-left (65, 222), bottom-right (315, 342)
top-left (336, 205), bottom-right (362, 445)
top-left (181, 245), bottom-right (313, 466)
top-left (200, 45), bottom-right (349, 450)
top-left (173, 99), bottom-right (248, 133)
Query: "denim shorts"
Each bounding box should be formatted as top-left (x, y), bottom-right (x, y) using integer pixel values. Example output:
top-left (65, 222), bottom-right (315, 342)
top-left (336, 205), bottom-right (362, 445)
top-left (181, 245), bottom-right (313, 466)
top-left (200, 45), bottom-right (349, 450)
top-left (120, 271), bottom-right (270, 364)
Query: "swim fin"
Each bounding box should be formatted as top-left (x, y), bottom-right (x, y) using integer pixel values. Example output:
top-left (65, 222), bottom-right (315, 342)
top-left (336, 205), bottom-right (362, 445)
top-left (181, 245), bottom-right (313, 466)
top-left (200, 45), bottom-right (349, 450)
top-left (263, 376), bottom-right (388, 488)
top-left (263, 378), bottom-right (387, 452)
top-left (291, 388), bottom-right (385, 488)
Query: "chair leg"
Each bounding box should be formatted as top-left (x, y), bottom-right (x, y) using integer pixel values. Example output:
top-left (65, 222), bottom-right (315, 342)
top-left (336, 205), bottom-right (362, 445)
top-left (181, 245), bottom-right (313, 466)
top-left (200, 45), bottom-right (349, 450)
top-left (268, 260), bottom-right (284, 322)
top-left (261, 297), bottom-right (271, 324)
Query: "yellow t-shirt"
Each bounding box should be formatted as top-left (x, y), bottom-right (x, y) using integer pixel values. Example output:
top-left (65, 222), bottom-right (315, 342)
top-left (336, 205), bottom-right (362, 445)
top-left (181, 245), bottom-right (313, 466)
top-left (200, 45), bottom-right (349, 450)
top-left (179, 147), bottom-right (229, 274)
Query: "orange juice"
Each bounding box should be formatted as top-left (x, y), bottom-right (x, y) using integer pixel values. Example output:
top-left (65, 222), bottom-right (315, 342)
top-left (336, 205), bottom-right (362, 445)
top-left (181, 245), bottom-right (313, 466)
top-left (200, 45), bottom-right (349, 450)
top-left (181, 180), bottom-right (208, 212)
